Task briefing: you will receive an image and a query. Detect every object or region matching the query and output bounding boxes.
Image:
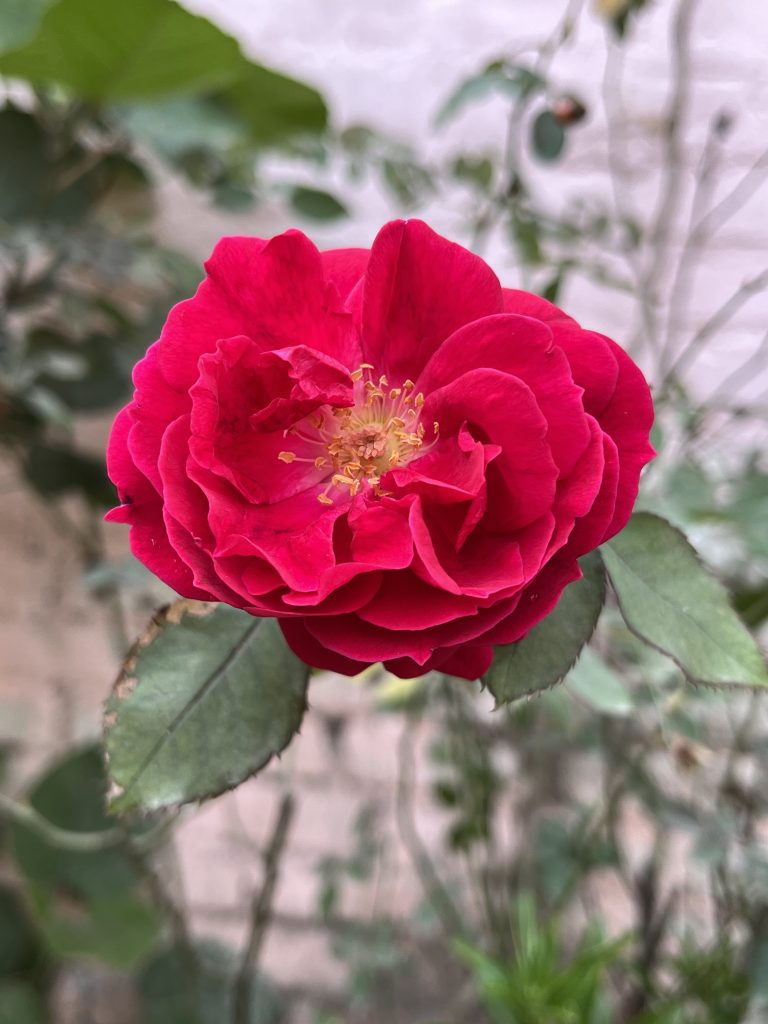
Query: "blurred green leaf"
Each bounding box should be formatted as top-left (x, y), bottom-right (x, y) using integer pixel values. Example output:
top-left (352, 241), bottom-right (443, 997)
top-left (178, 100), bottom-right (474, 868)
top-left (0, 0), bottom-right (53, 53)
top-left (10, 746), bottom-right (160, 967)
top-left (455, 896), bottom-right (624, 1024)
top-left (224, 63), bottom-right (328, 148)
top-left (29, 331), bottom-right (134, 412)
top-left (139, 941), bottom-right (284, 1024)
top-left (728, 471), bottom-right (768, 561)
top-left (11, 748), bottom-right (136, 900)
top-left (0, 981), bottom-right (45, 1024)
top-left (381, 157), bottom-right (433, 207)
top-left (289, 185), bottom-right (348, 221)
top-left (0, 107), bottom-right (47, 223)
top-left (105, 603), bottom-right (309, 813)
top-left (602, 513), bottom-right (768, 688)
top-left (0, 0), bottom-right (327, 147)
top-left (0, 885), bottom-right (40, 976)
top-left (485, 552), bottom-right (606, 705)
top-left (450, 154), bottom-right (494, 193)
top-left (531, 110), bottom-right (566, 162)
top-left (21, 441), bottom-right (114, 506)
top-left (0, 0), bottom-right (244, 99)
top-left (567, 648), bottom-right (634, 716)
top-left (26, 887), bottom-right (160, 966)
top-left (436, 61), bottom-right (545, 127)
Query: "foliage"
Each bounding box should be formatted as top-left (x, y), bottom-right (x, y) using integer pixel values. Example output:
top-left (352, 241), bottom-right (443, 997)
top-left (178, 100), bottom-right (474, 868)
top-left (105, 602), bottom-right (309, 812)
top-left (2, 0), bottom-right (768, 1021)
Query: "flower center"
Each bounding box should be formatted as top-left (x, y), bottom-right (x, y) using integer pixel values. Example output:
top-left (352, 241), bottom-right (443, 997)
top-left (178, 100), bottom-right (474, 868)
top-left (278, 363), bottom-right (438, 504)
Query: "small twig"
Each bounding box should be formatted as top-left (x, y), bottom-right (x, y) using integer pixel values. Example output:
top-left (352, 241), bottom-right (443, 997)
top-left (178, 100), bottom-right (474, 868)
top-left (395, 714), bottom-right (467, 939)
top-left (661, 267), bottom-right (768, 387)
top-left (658, 111), bottom-right (730, 377)
top-left (634, 0), bottom-right (700, 359)
top-left (646, 0), bottom-right (699, 269)
top-left (0, 791), bottom-right (128, 852)
top-left (705, 327), bottom-right (768, 406)
top-left (691, 144), bottom-right (768, 247)
top-left (232, 792), bottom-right (295, 1024)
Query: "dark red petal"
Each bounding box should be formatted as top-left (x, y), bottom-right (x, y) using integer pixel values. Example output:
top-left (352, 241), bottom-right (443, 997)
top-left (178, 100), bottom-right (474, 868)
top-left (501, 287), bottom-right (577, 326)
top-left (544, 415), bottom-right (606, 558)
top-left (321, 247), bottom-right (369, 303)
top-left (592, 336), bottom-right (655, 540)
top-left (357, 574), bottom-right (478, 630)
top-left (189, 337), bottom-right (352, 504)
top-left (565, 433), bottom-right (620, 558)
top-left (418, 314), bottom-right (591, 478)
top-left (382, 644), bottom-right (491, 680)
top-left (279, 618), bottom-right (369, 676)
top-left (424, 368), bottom-right (557, 531)
top-left (437, 645), bottom-right (494, 680)
top-left (105, 409), bottom-right (212, 601)
top-left (355, 219), bottom-right (503, 381)
top-left (157, 231), bottom-right (361, 392)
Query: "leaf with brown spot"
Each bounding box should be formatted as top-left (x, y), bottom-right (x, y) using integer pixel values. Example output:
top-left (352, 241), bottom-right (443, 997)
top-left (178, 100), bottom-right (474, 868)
top-left (104, 604), bottom-right (309, 813)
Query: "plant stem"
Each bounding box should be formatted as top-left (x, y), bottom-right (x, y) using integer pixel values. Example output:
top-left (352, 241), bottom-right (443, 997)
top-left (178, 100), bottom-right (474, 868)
top-left (232, 791), bottom-right (295, 1024)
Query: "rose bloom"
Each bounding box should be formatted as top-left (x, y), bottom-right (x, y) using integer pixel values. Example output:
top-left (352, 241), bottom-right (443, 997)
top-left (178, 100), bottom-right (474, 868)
top-left (106, 220), bottom-right (654, 681)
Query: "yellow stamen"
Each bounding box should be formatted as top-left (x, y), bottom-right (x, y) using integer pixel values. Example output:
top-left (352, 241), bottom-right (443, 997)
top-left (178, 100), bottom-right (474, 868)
top-left (278, 451), bottom-right (296, 463)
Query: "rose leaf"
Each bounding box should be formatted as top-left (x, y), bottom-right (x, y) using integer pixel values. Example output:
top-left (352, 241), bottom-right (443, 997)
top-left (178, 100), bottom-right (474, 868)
top-left (602, 512), bottom-right (768, 688)
top-left (104, 603), bottom-right (309, 814)
top-left (484, 552), bottom-right (606, 706)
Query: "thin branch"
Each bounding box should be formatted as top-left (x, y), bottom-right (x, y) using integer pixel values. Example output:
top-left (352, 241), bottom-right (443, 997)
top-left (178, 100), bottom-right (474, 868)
top-left (639, 0), bottom-right (701, 361)
top-left (0, 791), bottom-right (127, 852)
top-left (662, 267), bottom-right (768, 386)
top-left (395, 714), bottom-right (467, 939)
top-left (658, 111), bottom-right (730, 377)
top-left (692, 144), bottom-right (768, 246)
top-left (232, 792), bottom-right (295, 1024)
top-left (706, 327), bottom-right (768, 406)
top-left (646, 0), bottom-right (700, 268)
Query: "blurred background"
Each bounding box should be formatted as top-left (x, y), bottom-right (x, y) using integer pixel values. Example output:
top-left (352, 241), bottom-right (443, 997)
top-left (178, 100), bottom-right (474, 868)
top-left (1, 0), bottom-right (768, 1022)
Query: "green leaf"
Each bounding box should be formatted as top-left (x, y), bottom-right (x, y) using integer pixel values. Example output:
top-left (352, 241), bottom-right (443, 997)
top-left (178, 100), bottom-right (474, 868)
top-left (289, 185), bottom-right (348, 221)
top-left (10, 746), bottom-right (160, 968)
top-left (25, 886), bottom-right (160, 967)
top-left (0, 0), bottom-right (53, 54)
top-left (484, 553), bottom-right (606, 705)
top-left (0, 885), bottom-right (40, 975)
top-left (139, 941), bottom-right (284, 1024)
top-left (0, 981), bottom-right (45, 1024)
top-left (224, 63), bottom-right (328, 148)
top-left (21, 441), bottom-right (114, 506)
top-left (601, 512), bottom-right (768, 688)
top-left (567, 648), bottom-right (634, 717)
top-left (531, 110), bottom-right (566, 161)
top-left (0, 107), bottom-right (47, 223)
top-left (436, 61), bottom-right (545, 127)
top-left (0, 0), bottom-right (243, 99)
top-left (0, 0), bottom-right (327, 146)
top-left (105, 603), bottom-right (309, 813)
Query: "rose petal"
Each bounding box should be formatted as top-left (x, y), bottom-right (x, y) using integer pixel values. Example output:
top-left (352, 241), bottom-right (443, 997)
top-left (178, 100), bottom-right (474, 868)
top-left (355, 219), bottom-right (503, 381)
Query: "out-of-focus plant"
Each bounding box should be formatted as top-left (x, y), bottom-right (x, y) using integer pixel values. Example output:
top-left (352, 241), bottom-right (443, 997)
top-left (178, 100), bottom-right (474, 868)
top-left (0, 0), bottom-right (329, 519)
top-left (2, 0), bottom-right (768, 1021)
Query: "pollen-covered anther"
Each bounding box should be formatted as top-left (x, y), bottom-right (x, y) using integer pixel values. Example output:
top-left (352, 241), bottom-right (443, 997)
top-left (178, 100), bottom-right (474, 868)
top-left (279, 364), bottom-right (439, 505)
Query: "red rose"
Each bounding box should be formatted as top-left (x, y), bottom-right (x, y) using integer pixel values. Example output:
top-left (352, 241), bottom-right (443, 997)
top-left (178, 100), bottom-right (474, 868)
top-left (106, 220), bottom-right (654, 681)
